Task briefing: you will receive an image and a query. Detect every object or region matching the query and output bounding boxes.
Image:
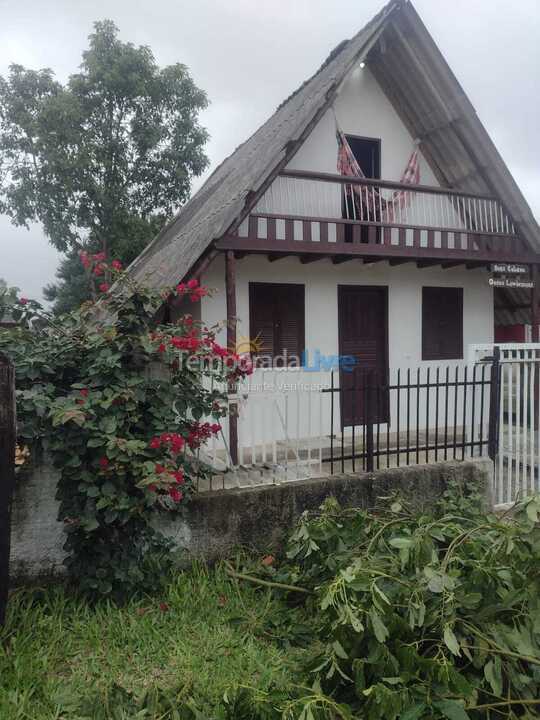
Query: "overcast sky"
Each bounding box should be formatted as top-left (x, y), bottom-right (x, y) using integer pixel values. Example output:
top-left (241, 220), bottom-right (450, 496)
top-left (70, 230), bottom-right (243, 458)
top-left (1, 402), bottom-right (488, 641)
top-left (0, 0), bottom-right (539, 299)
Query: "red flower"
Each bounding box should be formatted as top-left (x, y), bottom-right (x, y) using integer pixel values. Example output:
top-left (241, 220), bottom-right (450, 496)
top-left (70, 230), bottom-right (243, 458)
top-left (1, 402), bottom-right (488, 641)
top-left (111, 260), bottom-right (122, 271)
top-left (99, 457), bottom-right (109, 468)
top-left (169, 336), bottom-right (201, 351)
top-left (172, 469), bottom-right (185, 484)
top-left (170, 434), bottom-right (184, 453)
top-left (211, 423), bottom-right (221, 434)
top-left (19, 297), bottom-right (29, 306)
top-left (169, 487), bottom-right (183, 502)
top-left (93, 264), bottom-right (104, 277)
top-left (159, 602), bottom-right (170, 612)
top-left (149, 437), bottom-right (161, 449)
top-left (148, 483), bottom-right (157, 492)
top-left (157, 343), bottom-right (166, 353)
top-left (187, 278), bottom-right (198, 289)
top-left (155, 463), bottom-right (166, 474)
top-left (99, 283), bottom-right (110, 293)
top-left (80, 388), bottom-right (89, 398)
top-left (176, 282), bottom-right (186, 294)
top-left (93, 252), bottom-right (106, 263)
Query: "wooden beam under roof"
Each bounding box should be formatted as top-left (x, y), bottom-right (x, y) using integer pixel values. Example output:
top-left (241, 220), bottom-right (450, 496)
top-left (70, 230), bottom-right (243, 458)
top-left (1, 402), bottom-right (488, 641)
top-left (217, 236), bottom-right (537, 265)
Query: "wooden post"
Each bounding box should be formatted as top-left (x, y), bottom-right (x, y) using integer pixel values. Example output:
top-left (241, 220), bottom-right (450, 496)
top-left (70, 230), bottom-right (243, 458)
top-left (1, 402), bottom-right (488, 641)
top-left (0, 352), bottom-right (16, 627)
top-left (225, 251), bottom-right (239, 466)
top-left (531, 265), bottom-right (540, 342)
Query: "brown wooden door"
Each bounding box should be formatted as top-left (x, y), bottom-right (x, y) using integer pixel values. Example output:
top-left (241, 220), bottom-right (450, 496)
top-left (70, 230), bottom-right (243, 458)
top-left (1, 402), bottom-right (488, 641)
top-left (338, 286), bottom-right (388, 426)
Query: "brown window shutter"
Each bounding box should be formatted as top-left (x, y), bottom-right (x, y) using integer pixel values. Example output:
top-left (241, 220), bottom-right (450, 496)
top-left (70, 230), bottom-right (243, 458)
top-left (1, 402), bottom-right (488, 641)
top-left (249, 283), bottom-right (305, 367)
top-left (422, 287), bottom-right (463, 361)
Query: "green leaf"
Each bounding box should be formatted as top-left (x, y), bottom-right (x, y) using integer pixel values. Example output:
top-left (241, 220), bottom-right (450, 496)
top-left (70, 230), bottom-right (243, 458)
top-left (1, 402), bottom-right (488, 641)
top-left (389, 536), bottom-right (414, 549)
top-left (332, 640), bottom-right (348, 660)
top-left (484, 657), bottom-right (503, 696)
top-left (400, 703), bottom-right (427, 720)
top-left (433, 700), bottom-right (470, 720)
top-left (369, 608), bottom-right (389, 643)
top-left (444, 625), bottom-right (461, 657)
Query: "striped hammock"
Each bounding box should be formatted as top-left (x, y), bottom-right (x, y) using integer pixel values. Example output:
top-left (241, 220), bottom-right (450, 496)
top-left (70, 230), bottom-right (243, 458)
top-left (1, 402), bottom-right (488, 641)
top-left (336, 130), bottom-right (420, 221)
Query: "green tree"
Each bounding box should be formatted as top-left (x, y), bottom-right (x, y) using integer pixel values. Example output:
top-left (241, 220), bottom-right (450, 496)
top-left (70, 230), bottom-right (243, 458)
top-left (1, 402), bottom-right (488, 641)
top-left (0, 20), bottom-right (209, 310)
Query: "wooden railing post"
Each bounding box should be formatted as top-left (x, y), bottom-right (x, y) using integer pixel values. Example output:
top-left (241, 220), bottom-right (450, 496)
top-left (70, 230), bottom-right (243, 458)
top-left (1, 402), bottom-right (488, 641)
top-left (225, 251), bottom-right (239, 466)
top-left (0, 352), bottom-right (16, 627)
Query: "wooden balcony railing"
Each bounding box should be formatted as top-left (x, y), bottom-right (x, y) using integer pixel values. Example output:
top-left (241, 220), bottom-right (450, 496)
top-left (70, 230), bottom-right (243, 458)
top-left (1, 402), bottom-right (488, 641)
top-left (217, 170), bottom-right (533, 262)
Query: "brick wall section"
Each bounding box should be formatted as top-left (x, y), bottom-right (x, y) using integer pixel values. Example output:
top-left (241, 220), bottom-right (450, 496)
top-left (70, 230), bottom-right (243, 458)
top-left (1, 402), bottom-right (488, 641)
top-left (10, 459), bottom-right (493, 581)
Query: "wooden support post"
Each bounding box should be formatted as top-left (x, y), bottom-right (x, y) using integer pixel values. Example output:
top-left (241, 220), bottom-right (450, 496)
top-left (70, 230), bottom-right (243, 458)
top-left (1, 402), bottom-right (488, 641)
top-left (0, 352), bottom-right (16, 627)
top-left (532, 265), bottom-right (540, 342)
top-left (225, 251), bottom-right (239, 466)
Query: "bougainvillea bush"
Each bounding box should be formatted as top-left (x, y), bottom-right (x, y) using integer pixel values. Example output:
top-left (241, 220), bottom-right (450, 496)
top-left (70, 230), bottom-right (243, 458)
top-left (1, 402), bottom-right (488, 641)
top-left (0, 256), bottom-right (250, 600)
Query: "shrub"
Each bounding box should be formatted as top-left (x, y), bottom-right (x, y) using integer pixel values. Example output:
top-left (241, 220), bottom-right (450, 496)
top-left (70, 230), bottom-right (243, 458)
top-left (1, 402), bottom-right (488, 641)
top-left (0, 261), bottom-right (250, 600)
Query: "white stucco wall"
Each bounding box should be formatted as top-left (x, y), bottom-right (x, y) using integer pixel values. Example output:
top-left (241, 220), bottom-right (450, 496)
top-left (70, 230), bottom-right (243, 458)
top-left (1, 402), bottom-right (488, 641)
top-left (287, 66), bottom-right (437, 183)
top-left (202, 255), bottom-right (493, 370)
top-left (200, 255), bottom-right (493, 446)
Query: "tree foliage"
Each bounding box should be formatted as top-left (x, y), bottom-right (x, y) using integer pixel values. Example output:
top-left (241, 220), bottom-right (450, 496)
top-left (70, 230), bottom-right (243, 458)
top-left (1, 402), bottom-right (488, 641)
top-left (221, 487), bottom-right (540, 719)
top-left (0, 19), bottom-right (209, 308)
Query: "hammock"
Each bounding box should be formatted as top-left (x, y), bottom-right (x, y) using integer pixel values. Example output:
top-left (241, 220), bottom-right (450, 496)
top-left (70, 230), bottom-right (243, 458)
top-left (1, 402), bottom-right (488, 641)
top-left (336, 130), bottom-right (420, 222)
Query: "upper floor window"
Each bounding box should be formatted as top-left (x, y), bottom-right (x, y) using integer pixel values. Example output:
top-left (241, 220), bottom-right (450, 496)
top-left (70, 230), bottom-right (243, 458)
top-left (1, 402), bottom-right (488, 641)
top-left (345, 135), bottom-right (381, 179)
top-left (249, 282), bottom-right (305, 367)
top-left (342, 135), bottom-right (381, 243)
top-left (422, 287), bottom-right (463, 361)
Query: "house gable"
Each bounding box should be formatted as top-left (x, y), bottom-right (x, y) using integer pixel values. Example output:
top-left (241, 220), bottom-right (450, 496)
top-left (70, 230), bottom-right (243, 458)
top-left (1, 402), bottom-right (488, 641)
top-left (127, 0), bottom-right (539, 290)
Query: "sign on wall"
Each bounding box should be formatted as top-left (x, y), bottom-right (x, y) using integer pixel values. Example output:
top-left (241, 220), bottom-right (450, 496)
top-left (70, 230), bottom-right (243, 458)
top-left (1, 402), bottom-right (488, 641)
top-left (489, 263), bottom-right (529, 275)
top-left (489, 263), bottom-right (534, 289)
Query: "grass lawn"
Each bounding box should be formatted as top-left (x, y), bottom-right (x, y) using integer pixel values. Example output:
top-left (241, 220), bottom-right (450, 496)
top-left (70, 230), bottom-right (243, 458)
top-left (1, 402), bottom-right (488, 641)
top-left (0, 563), bottom-right (308, 719)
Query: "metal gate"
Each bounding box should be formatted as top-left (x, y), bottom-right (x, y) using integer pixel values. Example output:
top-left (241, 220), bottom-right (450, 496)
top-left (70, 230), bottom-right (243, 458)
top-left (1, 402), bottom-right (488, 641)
top-left (494, 345), bottom-right (540, 504)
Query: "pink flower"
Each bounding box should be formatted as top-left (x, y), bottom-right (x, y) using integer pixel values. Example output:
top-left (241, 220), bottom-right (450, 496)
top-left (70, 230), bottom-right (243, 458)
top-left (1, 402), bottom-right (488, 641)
top-left (176, 282), bottom-right (186, 294)
top-left (19, 297), bottom-right (29, 305)
top-left (148, 483), bottom-right (157, 493)
top-left (111, 260), bottom-right (122, 271)
top-left (99, 457), bottom-right (109, 469)
top-left (99, 283), bottom-right (110, 293)
top-left (187, 278), bottom-right (198, 289)
top-left (93, 252), bottom-right (106, 263)
top-left (80, 388), bottom-right (89, 398)
top-left (149, 437), bottom-right (161, 449)
top-left (157, 343), bottom-right (166, 354)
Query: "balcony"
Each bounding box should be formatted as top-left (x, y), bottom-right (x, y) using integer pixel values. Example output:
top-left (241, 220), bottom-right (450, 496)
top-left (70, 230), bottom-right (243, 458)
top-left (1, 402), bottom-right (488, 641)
top-left (217, 169), bottom-right (534, 265)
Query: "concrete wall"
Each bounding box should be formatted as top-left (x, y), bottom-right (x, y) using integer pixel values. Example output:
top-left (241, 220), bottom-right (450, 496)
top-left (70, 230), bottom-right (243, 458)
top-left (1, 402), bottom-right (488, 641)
top-left (9, 457), bottom-right (492, 581)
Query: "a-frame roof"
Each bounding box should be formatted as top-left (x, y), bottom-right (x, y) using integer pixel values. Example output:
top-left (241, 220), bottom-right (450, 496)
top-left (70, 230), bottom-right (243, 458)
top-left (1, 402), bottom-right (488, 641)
top-left (128, 0), bottom-right (539, 288)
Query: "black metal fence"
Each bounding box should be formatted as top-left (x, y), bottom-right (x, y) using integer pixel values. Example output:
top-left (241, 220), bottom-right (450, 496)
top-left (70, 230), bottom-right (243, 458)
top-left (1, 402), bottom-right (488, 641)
top-left (323, 357), bottom-right (499, 475)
